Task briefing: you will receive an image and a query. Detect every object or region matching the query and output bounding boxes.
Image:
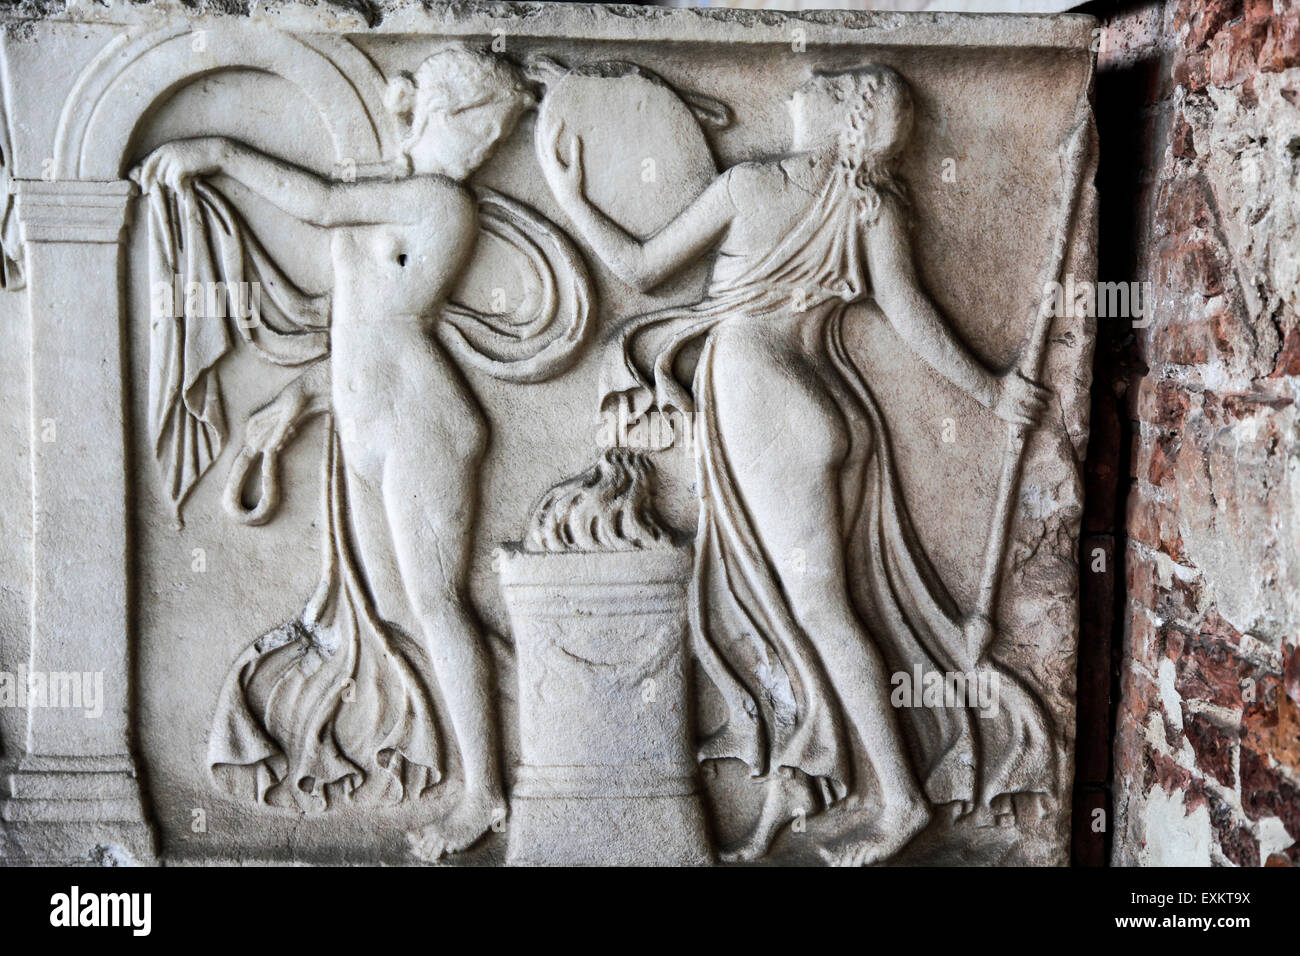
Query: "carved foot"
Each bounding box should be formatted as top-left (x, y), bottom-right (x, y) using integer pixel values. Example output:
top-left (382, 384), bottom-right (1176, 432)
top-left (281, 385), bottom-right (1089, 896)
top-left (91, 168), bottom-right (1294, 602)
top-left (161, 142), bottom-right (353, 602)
top-left (408, 793), bottom-right (505, 862)
top-left (816, 800), bottom-right (931, 867)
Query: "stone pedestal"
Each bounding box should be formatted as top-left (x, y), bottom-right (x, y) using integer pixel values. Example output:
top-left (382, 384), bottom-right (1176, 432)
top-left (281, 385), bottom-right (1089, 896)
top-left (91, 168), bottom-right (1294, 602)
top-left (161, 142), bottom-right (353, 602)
top-left (499, 546), bottom-right (711, 866)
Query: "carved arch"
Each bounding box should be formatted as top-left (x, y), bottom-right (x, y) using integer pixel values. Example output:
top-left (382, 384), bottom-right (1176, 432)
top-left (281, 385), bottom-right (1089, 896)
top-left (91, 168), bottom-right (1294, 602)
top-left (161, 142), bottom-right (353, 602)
top-left (53, 25), bottom-right (398, 180)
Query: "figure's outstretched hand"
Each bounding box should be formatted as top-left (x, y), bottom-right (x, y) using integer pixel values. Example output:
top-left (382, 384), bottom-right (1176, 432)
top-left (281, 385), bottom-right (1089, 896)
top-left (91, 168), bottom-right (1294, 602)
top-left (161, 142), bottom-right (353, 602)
top-left (132, 137), bottom-right (230, 193)
top-left (536, 113), bottom-right (585, 204)
top-left (992, 369), bottom-right (1051, 427)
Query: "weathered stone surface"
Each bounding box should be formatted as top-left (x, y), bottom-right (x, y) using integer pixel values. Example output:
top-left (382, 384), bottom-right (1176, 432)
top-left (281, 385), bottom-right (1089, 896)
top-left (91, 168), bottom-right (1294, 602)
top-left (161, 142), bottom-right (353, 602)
top-left (0, 1), bottom-right (1095, 866)
top-left (1103, 0), bottom-right (1300, 868)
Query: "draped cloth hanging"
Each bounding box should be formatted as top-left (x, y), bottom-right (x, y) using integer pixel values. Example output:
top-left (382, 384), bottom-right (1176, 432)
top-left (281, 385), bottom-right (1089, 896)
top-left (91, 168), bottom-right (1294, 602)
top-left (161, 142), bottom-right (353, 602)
top-left (143, 178), bottom-right (592, 811)
top-left (600, 165), bottom-right (1057, 814)
top-left (145, 181), bottom-right (330, 524)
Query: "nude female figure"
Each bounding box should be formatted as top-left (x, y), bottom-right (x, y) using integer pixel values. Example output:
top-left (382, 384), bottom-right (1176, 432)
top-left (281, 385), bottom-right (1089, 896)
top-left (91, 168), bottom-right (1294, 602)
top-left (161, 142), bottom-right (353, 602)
top-left (138, 46), bottom-right (535, 858)
top-left (538, 65), bottom-right (1049, 865)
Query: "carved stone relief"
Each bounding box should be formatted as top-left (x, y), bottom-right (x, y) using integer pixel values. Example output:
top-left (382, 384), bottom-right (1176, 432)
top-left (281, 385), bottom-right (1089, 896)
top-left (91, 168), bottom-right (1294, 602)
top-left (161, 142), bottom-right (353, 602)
top-left (0, 3), bottom-right (1096, 866)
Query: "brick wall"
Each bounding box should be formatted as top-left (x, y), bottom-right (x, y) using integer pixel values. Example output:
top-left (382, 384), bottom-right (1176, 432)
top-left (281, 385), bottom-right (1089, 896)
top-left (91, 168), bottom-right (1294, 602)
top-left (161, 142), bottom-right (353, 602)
top-left (1081, 0), bottom-right (1300, 866)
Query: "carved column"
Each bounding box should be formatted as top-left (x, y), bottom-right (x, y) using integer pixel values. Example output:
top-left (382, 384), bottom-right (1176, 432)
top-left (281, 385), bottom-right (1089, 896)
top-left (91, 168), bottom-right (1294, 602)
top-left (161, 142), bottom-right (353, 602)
top-left (0, 179), bottom-right (154, 863)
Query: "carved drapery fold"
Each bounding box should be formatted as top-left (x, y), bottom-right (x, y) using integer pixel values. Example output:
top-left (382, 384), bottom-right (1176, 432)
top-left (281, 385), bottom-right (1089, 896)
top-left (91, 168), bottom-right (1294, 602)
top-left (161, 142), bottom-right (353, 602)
top-left (143, 181), bottom-right (331, 521)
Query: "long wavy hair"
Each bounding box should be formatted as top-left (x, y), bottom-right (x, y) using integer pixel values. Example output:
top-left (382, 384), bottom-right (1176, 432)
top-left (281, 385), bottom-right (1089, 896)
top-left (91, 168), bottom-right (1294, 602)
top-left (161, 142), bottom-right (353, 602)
top-left (797, 65), bottom-right (913, 224)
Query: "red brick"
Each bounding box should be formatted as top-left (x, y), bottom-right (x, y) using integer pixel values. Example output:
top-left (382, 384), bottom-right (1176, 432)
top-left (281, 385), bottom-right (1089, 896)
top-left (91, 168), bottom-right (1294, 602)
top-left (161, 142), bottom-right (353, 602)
top-left (1149, 318), bottom-right (1211, 365)
top-left (1174, 51), bottom-right (1211, 92)
top-left (1219, 390), bottom-right (1293, 421)
top-left (1241, 0), bottom-right (1274, 24)
top-left (1208, 19), bottom-right (1271, 87)
top-left (1100, 0), bottom-right (1300, 867)
top-left (1114, 669), bottom-right (1154, 784)
top-left (1199, 607), bottom-right (1247, 645)
top-left (1216, 820), bottom-right (1260, 867)
top-left (1174, 632), bottom-right (1246, 709)
top-left (1126, 608), bottom-right (1160, 664)
top-left (1126, 547), bottom-right (1161, 608)
top-left (1186, 712), bottom-right (1237, 786)
top-left (1171, 116), bottom-right (1197, 159)
top-left (1269, 323), bottom-right (1300, 376)
top-left (1150, 748), bottom-right (1196, 797)
top-left (1127, 493), bottom-right (1186, 562)
top-left (1260, 15), bottom-right (1300, 72)
top-left (1157, 174), bottom-right (1215, 237)
top-left (1184, 239), bottom-right (1225, 296)
top-left (1241, 747), bottom-right (1300, 840)
top-left (1242, 667), bottom-right (1300, 768)
top-left (1136, 378), bottom-right (1193, 430)
top-left (1286, 644), bottom-right (1300, 706)
top-left (1147, 432), bottom-right (1179, 486)
top-left (1186, 0), bottom-right (1241, 50)
top-left (1165, 626), bottom-right (1186, 661)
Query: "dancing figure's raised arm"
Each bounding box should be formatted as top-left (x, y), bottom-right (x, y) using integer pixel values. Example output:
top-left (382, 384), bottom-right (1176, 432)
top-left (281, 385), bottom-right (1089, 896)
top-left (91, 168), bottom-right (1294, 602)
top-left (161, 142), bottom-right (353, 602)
top-left (134, 136), bottom-right (411, 228)
top-left (537, 117), bottom-right (734, 292)
top-left (866, 196), bottom-right (1049, 427)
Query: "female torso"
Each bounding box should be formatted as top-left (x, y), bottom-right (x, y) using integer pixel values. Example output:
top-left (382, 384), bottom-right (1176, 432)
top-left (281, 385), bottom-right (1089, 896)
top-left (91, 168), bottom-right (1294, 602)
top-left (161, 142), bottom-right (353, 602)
top-left (710, 155), bottom-right (827, 293)
top-left (327, 175), bottom-right (484, 472)
top-left (329, 175), bottom-right (478, 327)
top-left (705, 154), bottom-right (862, 473)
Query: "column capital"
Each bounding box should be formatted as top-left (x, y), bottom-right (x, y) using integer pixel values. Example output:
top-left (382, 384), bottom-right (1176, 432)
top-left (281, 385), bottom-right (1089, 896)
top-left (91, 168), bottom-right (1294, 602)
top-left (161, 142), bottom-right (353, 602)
top-left (13, 179), bottom-right (136, 244)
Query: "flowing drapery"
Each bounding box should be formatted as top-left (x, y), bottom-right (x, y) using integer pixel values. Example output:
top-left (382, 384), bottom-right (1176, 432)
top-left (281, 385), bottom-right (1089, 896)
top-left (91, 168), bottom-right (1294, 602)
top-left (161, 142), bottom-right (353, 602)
top-left (207, 422), bottom-right (445, 811)
top-left (145, 182), bottom-right (329, 523)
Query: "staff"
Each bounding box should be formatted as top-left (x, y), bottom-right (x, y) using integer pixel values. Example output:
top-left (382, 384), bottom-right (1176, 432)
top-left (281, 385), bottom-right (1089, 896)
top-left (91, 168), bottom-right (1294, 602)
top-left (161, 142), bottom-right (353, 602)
top-left (965, 92), bottom-right (1098, 667)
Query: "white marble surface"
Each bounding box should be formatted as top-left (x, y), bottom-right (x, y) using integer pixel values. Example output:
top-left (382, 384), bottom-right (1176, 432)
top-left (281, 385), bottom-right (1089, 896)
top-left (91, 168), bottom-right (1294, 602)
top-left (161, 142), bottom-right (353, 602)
top-left (0, 1), bottom-right (1096, 866)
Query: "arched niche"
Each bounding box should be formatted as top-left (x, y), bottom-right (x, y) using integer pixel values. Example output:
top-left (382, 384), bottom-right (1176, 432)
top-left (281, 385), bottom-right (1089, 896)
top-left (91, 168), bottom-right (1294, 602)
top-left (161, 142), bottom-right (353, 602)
top-left (53, 25), bottom-right (397, 180)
